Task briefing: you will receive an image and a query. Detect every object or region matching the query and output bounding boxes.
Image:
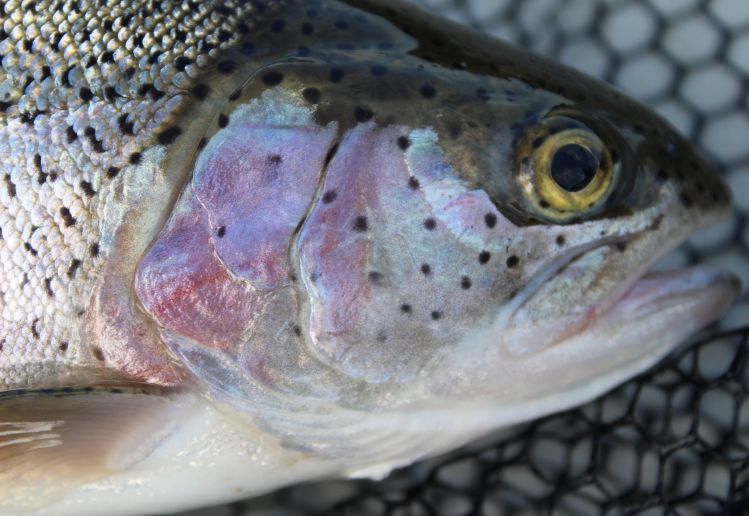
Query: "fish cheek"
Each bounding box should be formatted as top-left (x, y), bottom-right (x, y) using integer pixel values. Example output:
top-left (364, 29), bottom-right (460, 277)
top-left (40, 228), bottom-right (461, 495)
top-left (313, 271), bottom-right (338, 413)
top-left (297, 124), bottom-right (515, 383)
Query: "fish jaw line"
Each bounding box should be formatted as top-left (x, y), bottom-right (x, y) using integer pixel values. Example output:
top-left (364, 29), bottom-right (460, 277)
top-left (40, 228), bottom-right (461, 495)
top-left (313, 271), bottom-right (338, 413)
top-left (492, 228), bottom-right (648, 354)
top-left (495, 192), bottom-right (733, 356)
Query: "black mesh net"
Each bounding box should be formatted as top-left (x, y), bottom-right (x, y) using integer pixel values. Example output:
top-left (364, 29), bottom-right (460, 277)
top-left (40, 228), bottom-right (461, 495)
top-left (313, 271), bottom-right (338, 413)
top-left (182, 1), bottom-right (749, 514)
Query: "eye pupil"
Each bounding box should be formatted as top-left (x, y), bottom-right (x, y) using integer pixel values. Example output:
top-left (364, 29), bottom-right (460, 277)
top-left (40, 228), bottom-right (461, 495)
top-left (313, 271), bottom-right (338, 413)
top-left (550, 144), bottom-right (599, 192)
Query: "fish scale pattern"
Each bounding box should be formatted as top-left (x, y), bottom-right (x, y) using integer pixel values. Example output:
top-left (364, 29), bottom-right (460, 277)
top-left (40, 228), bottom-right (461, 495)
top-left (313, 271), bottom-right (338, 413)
top-left (208, 1), bottom-right (749, 514)
top-left (0, 0), bottom-right (268, 388)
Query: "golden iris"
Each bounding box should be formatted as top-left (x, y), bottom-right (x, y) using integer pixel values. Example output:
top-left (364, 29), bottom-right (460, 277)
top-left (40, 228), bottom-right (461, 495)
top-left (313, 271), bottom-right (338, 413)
top-left (516, 116), bottom-right (618, 223)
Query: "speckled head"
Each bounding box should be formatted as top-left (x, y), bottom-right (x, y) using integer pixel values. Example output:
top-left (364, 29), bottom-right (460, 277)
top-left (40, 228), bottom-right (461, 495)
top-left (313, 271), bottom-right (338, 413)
top-left (129, 0), bottom-right (740, 459)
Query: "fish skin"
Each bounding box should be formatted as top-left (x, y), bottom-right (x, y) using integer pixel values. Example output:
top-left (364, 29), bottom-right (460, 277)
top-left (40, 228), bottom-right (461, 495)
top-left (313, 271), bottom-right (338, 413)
top-left (0, 0), bottom-right (740, 513)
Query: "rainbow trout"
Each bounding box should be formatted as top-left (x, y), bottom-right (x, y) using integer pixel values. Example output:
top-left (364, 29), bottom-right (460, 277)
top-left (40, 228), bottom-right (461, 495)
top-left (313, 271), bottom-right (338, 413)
top-left (0, 0), bottom-right (740, 513)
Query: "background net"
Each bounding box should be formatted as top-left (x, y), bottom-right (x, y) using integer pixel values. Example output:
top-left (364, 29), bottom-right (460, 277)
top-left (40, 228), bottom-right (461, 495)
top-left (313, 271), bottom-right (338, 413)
top-left (182, 1), bottom-right (749, 514)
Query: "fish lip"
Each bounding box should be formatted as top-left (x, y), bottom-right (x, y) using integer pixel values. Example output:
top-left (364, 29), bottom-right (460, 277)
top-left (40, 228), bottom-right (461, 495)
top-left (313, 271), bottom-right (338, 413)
top-left (604, 265), bottom-right (740, 322)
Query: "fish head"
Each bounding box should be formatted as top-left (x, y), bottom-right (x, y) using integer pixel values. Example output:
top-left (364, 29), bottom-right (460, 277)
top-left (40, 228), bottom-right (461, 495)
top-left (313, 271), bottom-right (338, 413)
top-left (419, 91), bottom-right (739, 409)
top-left (127, 1), bottom-right (740, 459)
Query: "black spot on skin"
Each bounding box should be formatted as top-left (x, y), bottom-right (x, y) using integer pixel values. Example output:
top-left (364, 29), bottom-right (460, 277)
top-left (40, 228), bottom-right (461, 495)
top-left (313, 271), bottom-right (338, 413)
top-left (506, 255), bottom-right (519, 268)
top-left (262, 71), bottom-right (284, 86)
top-left (354, 106), bottom-right (374, 122)
top-left (4, 175), bottom-right (15, 198)
top-left (34, 153), bottom-right (42, 170)
top-left (421, 263), bottom-right (431, 275)
top-left (78, 87), bottom-right (93, 101)
top-left (67, 259), bottom-right (81, 278)
top-left (532, 137), bottom-right (544, 148)
top-left (431, 310), bottom-right (443, 321)
top-left (31, 319), bottom-right (40, 339)
top-left (478, 250), bottom-right (491, 264)
top-left (371, 65), bottom-right (388, 76)
top-left (353, 216), bottom-right (368, 232)
top-left (302, 87), bottom-right (321, 104)
top-left (59, 207), bottom-right (76, 227)
top-left (191, 83), bottom-right (211, 99)
top-left (484, 213), bottom-right (497, 228)
top-left (107, 166), bottom-right (120, 179)
top-left (268, 154), bottom-right (282, 165)
top-left (376, 331), bottom-right (387, 343)
top-left (217, 226), bottom-right (226, 238)
top-left (24, 242), bottom-right (37, 256)
top-left (93, 347), bottom-right (105, 361)
top-left (322, 190), bottom-right (337, 203)
top-left (397, 136), bottom-right (410, 150)
top-left (129, 152), bottom-right (142, 165)
top-left (556, 235), bottom-right (566, 246)
top-left (461, 276), bottom-right (472, 290)
top-left (59, 342), bottom-right (68, 353)
top-left (301, 22), bottom-right (315, 35)
top-left (400, 304), bottom-right (412, 314)
top-left (118, 114), bottom-right (135, 135)
top-left (540, 200), bottom-right (550, 208)
top-left (420, 84), bottom-right (437, 98)
top-left (217, 60), bottom-right (237, 74)
top-left (218, 113), bottom-right (229, 128)
top-left (329, 68), bottom-right (345, 83)
top-left (616, 242), bottom-right (628, 252)
top-left (293, 325), bottom-right (302, 336)
top-left (271, 19), bottom-right (286, 33)
top-left (424, 218), bottom-right (436, 230)
top-left (174, 56), bottom-right (191, 71)
top-left (229, 88), bottom-right (242, 101)
top-left (408, 177), bottom-right (420, 190)
top-left (90, 243), bottom-right (99, 257)
top-left (368, 271), bottom-right (383, 284)
top-left (680, 192), bottom-right (693, 208)
top-left (44, 277), bottom-right (53, 297)
top-left (80, 180), bottom-right (95, 197)
top-left (66, 126), bottom-right (77, 143)
top-left (157, 126), bottom-right (182, 145)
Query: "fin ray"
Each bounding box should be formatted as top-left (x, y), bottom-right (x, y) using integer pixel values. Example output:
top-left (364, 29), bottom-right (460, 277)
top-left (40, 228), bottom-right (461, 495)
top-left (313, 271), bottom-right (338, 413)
top-left (0, 386), bottom-right (190, 511)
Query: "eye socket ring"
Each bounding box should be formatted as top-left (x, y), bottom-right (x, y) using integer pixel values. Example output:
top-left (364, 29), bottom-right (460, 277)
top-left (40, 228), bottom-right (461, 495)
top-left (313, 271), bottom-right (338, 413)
top-left (516, 115), bottom-right (620, 223)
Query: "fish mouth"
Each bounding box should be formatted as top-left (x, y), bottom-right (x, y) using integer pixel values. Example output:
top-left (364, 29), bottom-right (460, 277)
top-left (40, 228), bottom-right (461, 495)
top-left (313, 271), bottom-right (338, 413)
top-left (499, 214), bottom-right (740, 356)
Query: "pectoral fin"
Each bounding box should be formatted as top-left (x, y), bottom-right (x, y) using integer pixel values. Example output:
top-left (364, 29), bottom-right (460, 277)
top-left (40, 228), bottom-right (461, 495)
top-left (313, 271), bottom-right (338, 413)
top-left (0, 386), bottom-right (191, 511)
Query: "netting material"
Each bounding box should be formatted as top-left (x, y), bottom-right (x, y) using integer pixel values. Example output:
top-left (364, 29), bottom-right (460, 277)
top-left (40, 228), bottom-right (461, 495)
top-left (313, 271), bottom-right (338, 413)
top-left (183, 1), bottom-right (749, 514)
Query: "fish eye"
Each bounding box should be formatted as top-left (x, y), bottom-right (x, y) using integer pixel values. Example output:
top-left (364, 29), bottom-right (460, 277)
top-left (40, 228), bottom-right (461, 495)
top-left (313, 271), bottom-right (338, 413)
top-left (515, 115), bottom-right (620, 223)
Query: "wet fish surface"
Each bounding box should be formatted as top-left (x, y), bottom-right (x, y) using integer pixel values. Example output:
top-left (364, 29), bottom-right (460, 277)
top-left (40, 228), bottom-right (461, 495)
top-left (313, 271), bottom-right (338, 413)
top-left (0, 0), bottom-right (740, 514)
